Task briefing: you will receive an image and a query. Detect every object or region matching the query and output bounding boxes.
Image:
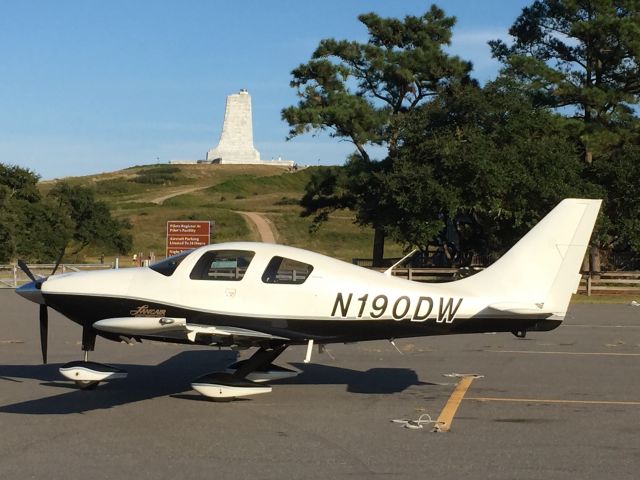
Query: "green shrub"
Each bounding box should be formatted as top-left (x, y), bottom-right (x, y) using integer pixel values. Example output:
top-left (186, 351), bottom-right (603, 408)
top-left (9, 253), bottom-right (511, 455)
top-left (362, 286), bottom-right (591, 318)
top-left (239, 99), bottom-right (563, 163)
top-left (131, 173), bottom-right (176, 184)
top-left (274, 196), bottom-right (300, 205)
top-left (129, 165), bottom-right (183, 185)
top-left (95, 179), bottom-right (137, 195)
top-left (139, 165), bottom-right (180, 175)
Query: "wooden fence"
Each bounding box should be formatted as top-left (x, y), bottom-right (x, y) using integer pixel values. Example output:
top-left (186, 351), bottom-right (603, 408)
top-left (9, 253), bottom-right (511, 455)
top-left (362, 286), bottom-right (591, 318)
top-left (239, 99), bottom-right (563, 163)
top-left (579, 271), bottom-right (640, 296)
top-left (376, 267), bottom-right (640, 296)
top-left (2, 263), bottom-right (639, 296)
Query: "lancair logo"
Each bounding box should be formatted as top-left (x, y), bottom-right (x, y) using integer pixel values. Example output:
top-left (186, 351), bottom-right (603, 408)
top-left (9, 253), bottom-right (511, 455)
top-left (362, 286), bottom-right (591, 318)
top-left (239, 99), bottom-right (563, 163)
top-left (129, 305), bottom-right (167, 317)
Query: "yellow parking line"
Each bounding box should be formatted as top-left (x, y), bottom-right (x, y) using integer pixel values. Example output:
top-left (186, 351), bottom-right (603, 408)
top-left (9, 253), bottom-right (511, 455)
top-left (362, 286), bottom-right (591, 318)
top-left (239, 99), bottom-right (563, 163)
top-left (485, 350), bottom-right (640, 356)
top-left (467, 397), bottom-right (640, 406)
top-left (434, 376), bottom-right (476, 432)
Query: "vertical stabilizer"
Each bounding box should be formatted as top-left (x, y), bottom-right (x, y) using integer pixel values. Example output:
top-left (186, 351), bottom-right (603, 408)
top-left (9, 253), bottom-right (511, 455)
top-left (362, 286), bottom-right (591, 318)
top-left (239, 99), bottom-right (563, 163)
top-left (456, 199), bottom-right (601, 316)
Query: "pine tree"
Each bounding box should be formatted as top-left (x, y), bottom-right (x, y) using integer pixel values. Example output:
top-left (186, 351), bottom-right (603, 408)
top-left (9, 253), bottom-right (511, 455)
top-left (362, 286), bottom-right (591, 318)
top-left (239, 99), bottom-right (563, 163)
top-left (283, 5), bottom-right (472, 265)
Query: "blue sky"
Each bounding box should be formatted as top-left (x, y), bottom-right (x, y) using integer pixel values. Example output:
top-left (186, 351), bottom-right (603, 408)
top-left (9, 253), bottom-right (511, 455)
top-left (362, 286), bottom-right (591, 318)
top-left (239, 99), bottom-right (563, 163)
top-left (0, 1), bottom-right (531, 179)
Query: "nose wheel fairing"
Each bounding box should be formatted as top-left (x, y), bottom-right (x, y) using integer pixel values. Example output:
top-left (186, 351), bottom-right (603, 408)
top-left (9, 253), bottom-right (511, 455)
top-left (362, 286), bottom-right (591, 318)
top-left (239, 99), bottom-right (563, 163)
top-left (59, 360), bottom-right (128, 389)
top-left (58, 322), bottom-right (128, 388)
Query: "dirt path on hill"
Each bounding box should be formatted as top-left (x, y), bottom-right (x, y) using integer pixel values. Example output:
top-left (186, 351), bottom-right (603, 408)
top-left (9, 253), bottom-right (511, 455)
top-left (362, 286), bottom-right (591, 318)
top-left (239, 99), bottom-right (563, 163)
top-left (149, 186), bottom-right (211, 205)
top-left (236, 211), bottom-right (278, 243)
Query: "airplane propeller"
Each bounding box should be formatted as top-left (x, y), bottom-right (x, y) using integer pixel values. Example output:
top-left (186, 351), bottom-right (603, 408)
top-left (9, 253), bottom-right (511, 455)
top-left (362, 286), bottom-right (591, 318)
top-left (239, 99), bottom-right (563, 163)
top-left (17, 259), bottom-right (37, 283)
top-left (40, 304), bottom-right (48, 364)
top-left (17, 251), bottom-right (64, 364)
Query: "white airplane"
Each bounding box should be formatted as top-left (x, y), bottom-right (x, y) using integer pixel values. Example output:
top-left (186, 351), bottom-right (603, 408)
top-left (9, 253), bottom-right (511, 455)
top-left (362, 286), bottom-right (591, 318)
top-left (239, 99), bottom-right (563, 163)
top-left (16, 198), bottom-right (601, 399)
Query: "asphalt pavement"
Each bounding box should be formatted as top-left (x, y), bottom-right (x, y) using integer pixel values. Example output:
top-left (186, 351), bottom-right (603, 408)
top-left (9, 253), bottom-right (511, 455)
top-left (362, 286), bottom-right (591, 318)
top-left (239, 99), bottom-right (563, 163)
top-left (1, 290), bottom-right (639, 479)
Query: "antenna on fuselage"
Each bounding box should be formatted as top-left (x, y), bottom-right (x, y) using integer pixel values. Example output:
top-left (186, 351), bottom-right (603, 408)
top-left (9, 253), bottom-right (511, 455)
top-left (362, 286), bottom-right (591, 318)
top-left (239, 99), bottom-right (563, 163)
top-left (383, 249), bottom-right (418, 277)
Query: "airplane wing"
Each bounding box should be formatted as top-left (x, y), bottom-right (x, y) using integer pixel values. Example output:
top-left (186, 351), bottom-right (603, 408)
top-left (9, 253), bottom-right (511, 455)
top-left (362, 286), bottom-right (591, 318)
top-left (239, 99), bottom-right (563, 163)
top-left (93, 317), bottom-right (289, 343)
top-left (183, 324), bottom-right (289, 342)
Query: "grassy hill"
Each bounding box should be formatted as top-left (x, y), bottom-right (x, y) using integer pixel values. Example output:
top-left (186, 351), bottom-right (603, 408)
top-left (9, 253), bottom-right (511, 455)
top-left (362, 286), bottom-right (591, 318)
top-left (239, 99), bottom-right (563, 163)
top-left (42, 164), bottom-right (404, 264)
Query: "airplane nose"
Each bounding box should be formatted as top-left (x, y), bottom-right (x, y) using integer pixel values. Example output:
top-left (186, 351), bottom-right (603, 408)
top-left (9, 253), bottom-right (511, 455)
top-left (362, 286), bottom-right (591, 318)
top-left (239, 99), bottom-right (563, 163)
top-left (16, 280), bottom-right (46, 305)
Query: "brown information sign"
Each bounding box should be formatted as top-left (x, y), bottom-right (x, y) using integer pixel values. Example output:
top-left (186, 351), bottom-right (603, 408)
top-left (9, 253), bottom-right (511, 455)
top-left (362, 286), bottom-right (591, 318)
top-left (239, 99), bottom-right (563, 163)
top-left (166, 220), bottom-right (211, 256)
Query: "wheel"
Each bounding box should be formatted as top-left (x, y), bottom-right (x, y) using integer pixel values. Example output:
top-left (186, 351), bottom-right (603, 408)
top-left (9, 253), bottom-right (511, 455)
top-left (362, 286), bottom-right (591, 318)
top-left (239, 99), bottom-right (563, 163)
top-left (75, 380), bottom-right (100, 390)
top-left (208, 396), bottom-right (236, 403)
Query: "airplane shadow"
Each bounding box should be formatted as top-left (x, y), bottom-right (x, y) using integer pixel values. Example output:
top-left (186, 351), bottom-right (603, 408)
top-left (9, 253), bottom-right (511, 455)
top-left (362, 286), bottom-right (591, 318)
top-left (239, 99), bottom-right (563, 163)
top-left (0, 350), bottom-right (237, 416)
top-left (0, 354), bottom-right (430, 415)
top-left (285, 363), bottom-right (431, 394)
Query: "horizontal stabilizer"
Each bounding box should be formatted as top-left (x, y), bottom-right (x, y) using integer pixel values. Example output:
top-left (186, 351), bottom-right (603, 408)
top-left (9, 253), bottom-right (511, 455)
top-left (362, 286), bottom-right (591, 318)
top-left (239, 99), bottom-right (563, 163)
top-left (488, 302), bottom-right (550, 316)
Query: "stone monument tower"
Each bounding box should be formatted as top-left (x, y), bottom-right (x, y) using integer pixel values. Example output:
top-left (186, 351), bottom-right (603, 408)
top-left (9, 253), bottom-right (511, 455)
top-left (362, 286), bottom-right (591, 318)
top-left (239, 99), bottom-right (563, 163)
top-left (206, 89), bottom-right (261, 164)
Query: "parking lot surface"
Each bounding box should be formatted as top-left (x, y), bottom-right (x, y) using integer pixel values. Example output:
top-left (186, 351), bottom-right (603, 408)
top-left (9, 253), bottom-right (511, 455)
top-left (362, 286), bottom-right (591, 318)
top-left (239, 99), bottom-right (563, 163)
top-left (1, 290), bottom-right (639, 479)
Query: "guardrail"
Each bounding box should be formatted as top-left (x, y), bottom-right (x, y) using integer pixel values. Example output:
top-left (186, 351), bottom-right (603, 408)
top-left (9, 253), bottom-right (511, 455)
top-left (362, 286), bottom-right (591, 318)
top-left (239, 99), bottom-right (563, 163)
top-left (0, 264), bottom-right (114, 288)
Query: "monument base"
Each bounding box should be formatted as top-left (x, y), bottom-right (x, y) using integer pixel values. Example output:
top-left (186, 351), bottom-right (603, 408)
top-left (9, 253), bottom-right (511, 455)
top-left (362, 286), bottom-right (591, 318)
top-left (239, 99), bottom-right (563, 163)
top-left (209, 158), bottom-right (294, 167)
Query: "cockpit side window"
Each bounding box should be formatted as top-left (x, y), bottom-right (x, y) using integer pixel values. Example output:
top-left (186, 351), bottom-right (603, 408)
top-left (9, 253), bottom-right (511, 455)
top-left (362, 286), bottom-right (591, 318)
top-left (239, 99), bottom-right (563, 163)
top-left (149, 250), bottom-right (192, 277)
top-left (190, 250), bottom-right (255, 281)
top-left (262, 256), bottom-right (314, 284)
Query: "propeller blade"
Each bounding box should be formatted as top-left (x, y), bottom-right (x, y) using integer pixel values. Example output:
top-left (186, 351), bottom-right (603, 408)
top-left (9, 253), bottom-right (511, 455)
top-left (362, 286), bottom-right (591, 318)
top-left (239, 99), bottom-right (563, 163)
top-left (39, 305), bottom-right (48, 364)
top-left (50, 248), bottom-right (65, 276)
top-left (18, 259), bottom-right (37, 283)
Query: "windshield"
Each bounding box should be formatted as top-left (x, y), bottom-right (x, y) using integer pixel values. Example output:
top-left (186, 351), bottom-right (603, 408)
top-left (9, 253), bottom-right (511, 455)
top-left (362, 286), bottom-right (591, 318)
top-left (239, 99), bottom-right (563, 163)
top-left (149, 250), bottom-right (193, 277)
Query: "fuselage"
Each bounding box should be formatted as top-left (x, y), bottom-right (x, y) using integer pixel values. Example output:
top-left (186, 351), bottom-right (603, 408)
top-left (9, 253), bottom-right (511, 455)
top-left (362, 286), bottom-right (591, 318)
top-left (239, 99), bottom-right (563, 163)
top-left (26, 242), bottom-right (560, 345)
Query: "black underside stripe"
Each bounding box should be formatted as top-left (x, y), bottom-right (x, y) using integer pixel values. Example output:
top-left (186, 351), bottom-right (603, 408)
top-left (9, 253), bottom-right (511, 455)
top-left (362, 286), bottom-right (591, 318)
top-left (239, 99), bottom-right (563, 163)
top-left (43, 293), bottom-right (561, 345)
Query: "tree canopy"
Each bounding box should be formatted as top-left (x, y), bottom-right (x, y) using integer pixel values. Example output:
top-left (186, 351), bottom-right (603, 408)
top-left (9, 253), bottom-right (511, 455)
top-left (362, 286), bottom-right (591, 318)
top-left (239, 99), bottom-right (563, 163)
top-left (285, 1), bottom-right (640, 267)
top-left (490, 0), bottom-right (640, 161)
top-left (0, 164), bottom-right (70, 262)
top-left (388, 79), bottom-right (598, 263)
top-left (490, 0), bottom-right (640, 263)
top-left (283, 5), bottom-right (472, 265)
top-left (49, 183), bottom-right (132, 257)
top-left (0, 163), bottom-right (132, 263)
top-left (283, 5), bottom-right (472, 158)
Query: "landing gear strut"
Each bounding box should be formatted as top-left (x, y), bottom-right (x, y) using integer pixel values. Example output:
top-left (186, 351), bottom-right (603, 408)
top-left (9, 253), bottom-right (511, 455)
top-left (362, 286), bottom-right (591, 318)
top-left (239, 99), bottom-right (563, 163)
top-left (192, 344), bottom-right (297, 400)
top-left (58, 326), bottom-right (127, 388)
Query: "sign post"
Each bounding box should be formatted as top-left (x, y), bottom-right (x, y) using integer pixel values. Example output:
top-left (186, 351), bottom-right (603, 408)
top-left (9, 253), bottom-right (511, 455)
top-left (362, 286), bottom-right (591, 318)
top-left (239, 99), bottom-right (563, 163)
top-left (166, 221), bottom-right (211, 257)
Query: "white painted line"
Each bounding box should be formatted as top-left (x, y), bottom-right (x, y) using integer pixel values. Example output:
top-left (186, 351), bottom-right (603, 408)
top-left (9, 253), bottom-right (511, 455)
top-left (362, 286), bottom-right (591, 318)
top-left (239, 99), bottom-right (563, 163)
top-left (485, 350), bottom-right (640, 356)
top-left (468, 397), bottom-right (640, 406)
top-left (564, 324), bottom-right (640, 329)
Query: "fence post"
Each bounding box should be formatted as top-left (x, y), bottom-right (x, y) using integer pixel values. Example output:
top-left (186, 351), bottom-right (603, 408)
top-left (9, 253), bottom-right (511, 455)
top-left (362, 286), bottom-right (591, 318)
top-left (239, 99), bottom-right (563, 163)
top-left (587, 273), bottom-right (592, 297)
top-left (62, 264), bottom-right (65, 274)
top-left (114, 257), bottom-right (119, 269)
top-left (408, 268), bottom-right (413, 281)
top-left (13, 265), bottom-right (17, 288)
